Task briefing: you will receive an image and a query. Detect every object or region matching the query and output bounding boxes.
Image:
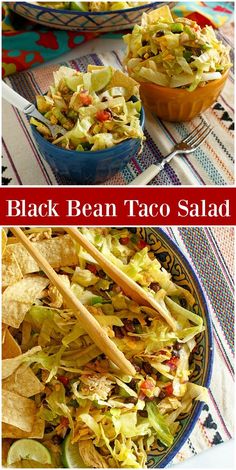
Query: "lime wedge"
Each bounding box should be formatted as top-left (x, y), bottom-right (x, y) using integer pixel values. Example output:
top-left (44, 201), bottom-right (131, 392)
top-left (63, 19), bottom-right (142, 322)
top-left (70, 2), bottom-right (88, 12)
top-left (65, 74), bottom-right (83, 92)
top-left (7, 440), bottom-right (52, 466)
top-left (91, 67), bottom-right (113, 93)
top-left (61, 433), bottom-right (87, 468)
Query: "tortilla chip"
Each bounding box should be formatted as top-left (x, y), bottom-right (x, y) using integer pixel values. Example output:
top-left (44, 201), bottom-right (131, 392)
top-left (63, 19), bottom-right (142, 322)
top-left (2, 329), bottom-right (21, 359)
top-left (2, 417), bottom-right (45, 439)
top-left (2, 390), bottom-right (36, 432)
top-left (3, 365), bottom-right (44, 397)
top-left (2, 251), bottom-right (23, 287)
top-left (107, 70), bottom-right (139, 99)
top-left (5, 235), bottom-right (78, 275)
top-left (2, 346), bottom-right (41, 379)
top-left (2, 275), bottom-right (49, 328)
top-left (2, 229), bottom-right (7, 255)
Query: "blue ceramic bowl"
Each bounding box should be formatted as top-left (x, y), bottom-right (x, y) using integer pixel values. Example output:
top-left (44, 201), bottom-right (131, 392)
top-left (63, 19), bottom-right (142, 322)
top-left (8, 2), bottom-right (170, 32)
top-left (30, 106), bottom-right (145, 185)
top-left (130, 228), bottom-right (214, 467)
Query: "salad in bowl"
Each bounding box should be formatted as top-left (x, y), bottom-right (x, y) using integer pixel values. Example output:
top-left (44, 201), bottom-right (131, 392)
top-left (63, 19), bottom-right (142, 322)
top-left (31, 65), bottom-right (144, 152)
top-left (123, 5), bottom-right (231, 91)
top-left (2, 227), bottom-right (211, 468)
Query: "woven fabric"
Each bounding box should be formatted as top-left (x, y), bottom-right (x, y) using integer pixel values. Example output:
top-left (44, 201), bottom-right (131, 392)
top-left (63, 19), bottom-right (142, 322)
top-left (162, 227), bottom-right (234, 466)
top-left (2, 26), bottom-right (234, 186)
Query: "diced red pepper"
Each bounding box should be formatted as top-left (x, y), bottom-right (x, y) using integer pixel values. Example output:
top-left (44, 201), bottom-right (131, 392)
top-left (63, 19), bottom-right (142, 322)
top-left (57, 376), bottom-right (70, 387)
top-left (119, 237), bottom-right (130, 245)
top-left (79, 91), bottom-right (93, 106)
top-left (96, 109), bottom-right (112, 122)
top-left (60, 417), bottom-right (69, 427)
top-left (165, 356), bottom-right (179, 370)
top-left (137, 239), bottom-right (148, 250)
top-left (165, 384), bottom-right (173, 396)
top-left (86, 263), bottom-right (97, 275)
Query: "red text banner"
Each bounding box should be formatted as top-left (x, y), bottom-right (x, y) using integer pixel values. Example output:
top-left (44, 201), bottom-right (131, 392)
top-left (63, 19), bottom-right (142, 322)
top-left (0, 187), bottom-right (235, 226)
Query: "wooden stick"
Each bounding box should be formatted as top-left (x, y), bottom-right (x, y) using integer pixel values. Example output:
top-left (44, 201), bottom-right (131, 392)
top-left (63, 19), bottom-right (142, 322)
top-left (66, 228), bottom-right (177, 330)
top-left (10, 228), bottom-right (135, 376)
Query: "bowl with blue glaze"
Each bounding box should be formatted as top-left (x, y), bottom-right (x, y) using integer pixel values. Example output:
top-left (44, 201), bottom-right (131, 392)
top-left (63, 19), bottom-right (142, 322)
top-left (30, 104), bottom-right (145, 185)
top-left (130, 227), bottom-right (213, 467)
top-left (8, 2), bottom-right (172, 32)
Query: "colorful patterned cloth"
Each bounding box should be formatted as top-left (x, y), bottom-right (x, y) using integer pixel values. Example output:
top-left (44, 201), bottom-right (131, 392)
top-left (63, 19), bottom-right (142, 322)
top-left (2, 2), bottom-right (97, 77)
top-left (2, 30), bottom-right (234, 186)
top-left (2, 2), bottom-right (234, 77)
top-left (163, 226), bottom-right (234, 466)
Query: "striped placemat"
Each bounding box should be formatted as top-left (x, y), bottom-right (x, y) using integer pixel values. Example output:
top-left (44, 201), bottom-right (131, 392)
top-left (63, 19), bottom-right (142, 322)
top-left (2, 23), bottom-right (234, 186)
top-left (163, 227), bottom-right (234, 466)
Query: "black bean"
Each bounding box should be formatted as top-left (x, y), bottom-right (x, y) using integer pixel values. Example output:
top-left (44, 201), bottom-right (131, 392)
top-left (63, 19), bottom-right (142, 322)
top-left (158, 390), bottom-right (166, 399)
top-left (155, 31), bottom-right (164, 37)
top-left (124, 397), bottom-right (137, 404)
top-left (113, 326), bottom-right (125, 339)
top-left (143, 362), bottom-right (153, 375)
top-left (149, 282), bottom-right (161, 293)
top-left (129, 379), bottom-right (137, 391)
top-left (180, 298), bottom-right (187, 308)
top-left (123, 319), bottom-right (135, 333)
top-left (98, 269), bottom-right (107, 278)
top-left (175, 342), bottom-right (182, 351)
top-left (146, 318), bottom-right (152, 327)
top-left (139, 410), bottom-right (148, 418)
top-left (52, 435), bottom-right (63, 445)
top-left (101, 97), bottom-right (108, 102)
top-left (45, 425), bottom-right (54, 434)
top-left (142, 40), bottom-right (148, 46)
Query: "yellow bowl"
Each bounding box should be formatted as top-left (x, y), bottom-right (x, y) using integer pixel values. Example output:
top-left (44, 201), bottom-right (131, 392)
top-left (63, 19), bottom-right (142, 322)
top-left (137, 71), bottom-right (229, 122)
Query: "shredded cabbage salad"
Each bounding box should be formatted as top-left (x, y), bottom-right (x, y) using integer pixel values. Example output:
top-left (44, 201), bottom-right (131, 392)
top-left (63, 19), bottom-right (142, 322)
top-left (123, 5), bottom-right (231, 90)
top-left (30, 65), bottom-right (144, 151)
top-left (2, 228), bottom-right (208, 468)
top-left (37, 2), bottom-right (149, 12)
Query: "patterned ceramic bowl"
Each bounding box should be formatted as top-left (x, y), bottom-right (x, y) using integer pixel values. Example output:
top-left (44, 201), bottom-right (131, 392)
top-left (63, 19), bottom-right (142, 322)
top-left (8, 1), bottom-right (168, 32)
top-left (131, 227), bottom-right (213, 467)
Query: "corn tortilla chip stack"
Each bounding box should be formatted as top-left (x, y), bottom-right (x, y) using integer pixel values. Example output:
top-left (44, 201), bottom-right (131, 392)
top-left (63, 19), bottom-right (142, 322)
top-left (2, 275), bottom-right (49, 328)
top-left (2, 390), bottom-right (37, 432)
top-left (2, 329), bottom-right (21, 359)
top-left (2, 251), bottom-right (23, 287)
top-left (2, 346), bottom-right (41, 379)
top-left (2, 417), bottom-right (45, 439)
top-left (5, 234), bottom-right (78, 275)
top-left (2, 365), bottom-right (44, 397)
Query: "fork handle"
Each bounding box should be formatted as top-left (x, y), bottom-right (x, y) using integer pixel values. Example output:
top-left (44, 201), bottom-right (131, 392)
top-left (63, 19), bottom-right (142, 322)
top-left (129, 151), bottom-right (176, 186)
top-left (2, 81), bottom-right (34, 113)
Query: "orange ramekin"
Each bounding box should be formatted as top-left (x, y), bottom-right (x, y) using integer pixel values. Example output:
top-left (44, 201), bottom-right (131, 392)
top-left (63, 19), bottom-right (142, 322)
top-left (137, 70), bottom-right (229, 122)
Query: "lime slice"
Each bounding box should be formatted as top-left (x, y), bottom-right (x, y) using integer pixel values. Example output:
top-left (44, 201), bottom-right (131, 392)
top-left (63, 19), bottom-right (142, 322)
top-left (61, 433), bottom-right (87, 468)
top-left (7, 440), bottom-right (52, 466)
top-left (65, 74), bottom-right (83, 92)
top-left (70, 2), bottom-right (88, 12)
top-left (91, 67), bottom-right (113, 93)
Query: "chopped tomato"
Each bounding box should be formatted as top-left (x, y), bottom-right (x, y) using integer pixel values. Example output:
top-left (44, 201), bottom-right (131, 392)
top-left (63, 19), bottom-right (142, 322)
top-left (96, 109), bottom-right (112, 122)
top-left (165, 384), bottom-right (173, 396)
top-left (57, 376), bottom-right (70, 387)
top-left (86, 263), bottom-right (97, 275)
top-left (60, 417), bottom-right (69, 427)
top-left (165, 356), bottom-right (179, 370)
top-left (137, 239), bottom-right (148, 250)
top-left (79, 91), bottom-right (93, 106)
top-left (138, 391), bottom-right (146, 401)
top-left (140, 379), bottom-right (155, 397)
top-left (119, 237), bottom-right (130, 245)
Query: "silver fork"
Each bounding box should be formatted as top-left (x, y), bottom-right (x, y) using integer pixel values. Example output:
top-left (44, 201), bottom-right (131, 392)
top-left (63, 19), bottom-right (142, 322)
top-left (129, 122), bottom-right (213, 185)
top-left (2, 81), bottom-right (66, 139)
